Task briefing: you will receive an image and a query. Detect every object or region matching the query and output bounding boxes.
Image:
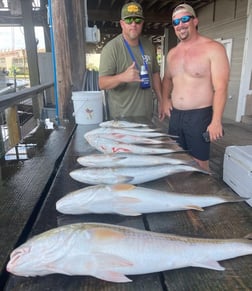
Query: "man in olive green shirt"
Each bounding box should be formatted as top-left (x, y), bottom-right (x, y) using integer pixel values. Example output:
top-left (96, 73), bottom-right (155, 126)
top-left (99, 2), bottom-right (162, 121)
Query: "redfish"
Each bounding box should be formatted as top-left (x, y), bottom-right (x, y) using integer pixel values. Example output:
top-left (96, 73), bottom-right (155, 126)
top-left (99, 120), bottom-right (149, 128)
top-left (85, 127), bottom-right (175, 138)
top-left (77, 153), bottom-right (190, 167)
top-left (7, 223), bottom-right (252, 283)
top-left (84, 135), bottom-right (182, 154)
top-left (69, 164), bottom-right (209, 185)
top-left (56, 184), bottom-right (245, 215)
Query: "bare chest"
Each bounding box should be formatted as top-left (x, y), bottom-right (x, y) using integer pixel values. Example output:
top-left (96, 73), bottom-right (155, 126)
top-left (170, 47), bottom-right (210, 78)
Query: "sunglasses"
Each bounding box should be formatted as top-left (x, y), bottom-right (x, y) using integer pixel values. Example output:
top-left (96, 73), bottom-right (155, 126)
top-left (172, 15), bottom-right (194, 26)
top-left (124, 17), bottom-right (143, 25)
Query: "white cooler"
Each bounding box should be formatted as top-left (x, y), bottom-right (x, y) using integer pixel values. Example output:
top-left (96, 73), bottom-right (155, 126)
top-left (223, 145), bottom-right (252, 206)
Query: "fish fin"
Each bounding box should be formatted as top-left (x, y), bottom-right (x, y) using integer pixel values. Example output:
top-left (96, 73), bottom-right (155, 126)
top-left (115, 207), bottom-right (142, 216)
top-left (192, 260), bottom-right (225, 271)
top-left (185, 205), bottom-right (204, 211)
top-left (116, 196), bottom-right (141, 204)
top-left (112, 184), bottom-right (136, 191)
top-left (87, 227), bottom-right (125, 241)
top-left (108, 155), bottom-right (128, 161)
top-left (117, 176), bottom-right (134, 183)
top-left (94, 270), bottom-right (132, 283)
top-left (93, 252), bottom-right (133, 268)
top-left (91, 252), bottom-right (133, 282)
top-left (113, 196), bottom-right (142, 216)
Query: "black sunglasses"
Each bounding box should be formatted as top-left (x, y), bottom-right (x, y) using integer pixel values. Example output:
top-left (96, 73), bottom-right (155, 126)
top-left (172, 15), bottom-right (194, 26)
top-left (124, 17), bottom-right (143, 24)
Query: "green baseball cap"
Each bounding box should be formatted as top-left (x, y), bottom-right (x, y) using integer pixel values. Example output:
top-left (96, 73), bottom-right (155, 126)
top-left (121, 2), bottom-right (144, 20)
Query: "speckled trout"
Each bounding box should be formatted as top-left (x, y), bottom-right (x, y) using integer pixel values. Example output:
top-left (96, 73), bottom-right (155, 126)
top-left (69, 164), bottom-right (209, 185)
top-left (7, 223), bottom-right (252, 283)
top-left (77, 153), bottom-right (191, 167)
top-left (56, 184), bottom-right (246, 215)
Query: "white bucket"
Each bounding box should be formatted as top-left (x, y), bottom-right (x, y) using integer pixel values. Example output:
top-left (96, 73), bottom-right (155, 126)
top-left (72, 91), bottom-right (103, 125)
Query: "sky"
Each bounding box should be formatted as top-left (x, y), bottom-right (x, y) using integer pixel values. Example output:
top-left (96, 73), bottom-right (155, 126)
top-left (0, 26), bottom-right (45, 50)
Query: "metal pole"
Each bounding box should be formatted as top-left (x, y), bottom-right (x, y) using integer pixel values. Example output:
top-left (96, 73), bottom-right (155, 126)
top-left (47, 0), bottom-right (60, 124)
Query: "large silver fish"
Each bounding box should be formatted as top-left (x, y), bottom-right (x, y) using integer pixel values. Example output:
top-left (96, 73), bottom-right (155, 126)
top-left (85, 127), bottom-right (174, 138)
top-left (99, 120), bottom-right (149, 128)
top-left (6, 223), bottom-right (252, 283)
top-left (69, 164), bottom-right (209, 185)
top-left (56, 184), bottom-right (246, 215)
top-left (77, 153), bottom-right (191, 168)
top-left (89, 132), bottom-right (176, 145)
top-left (84, 135), bottom-right (182, 154)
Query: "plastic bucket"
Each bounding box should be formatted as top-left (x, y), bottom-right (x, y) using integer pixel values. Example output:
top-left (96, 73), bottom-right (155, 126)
top-left (72, 91), bottom-right (103, 124)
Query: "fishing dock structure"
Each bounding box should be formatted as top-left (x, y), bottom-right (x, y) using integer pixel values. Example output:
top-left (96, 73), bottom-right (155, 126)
top-left (0, 118), bottom-right (252, 290)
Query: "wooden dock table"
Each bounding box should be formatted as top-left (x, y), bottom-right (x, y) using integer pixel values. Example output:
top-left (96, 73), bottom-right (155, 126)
top-left (3, 123), bottom-right (252, 291)
top-left (0, 123), bottom-right (75, 287)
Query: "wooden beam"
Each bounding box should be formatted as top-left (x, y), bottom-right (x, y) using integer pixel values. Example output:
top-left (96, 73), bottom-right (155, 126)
top-left (0, 82), bottom-right (53, 112)
top-left (87, 9), bottom-right (169, 23)
top-left (20, 0), bottom-right (42, 119)
top-left (65, 0), bottom-right (85, 92)
top-left (0, 11), bottom-right (45, 26)
top-left (51, 0), bottom-right (72, 120)
top-left (5, 106), bottom-right (20, 148)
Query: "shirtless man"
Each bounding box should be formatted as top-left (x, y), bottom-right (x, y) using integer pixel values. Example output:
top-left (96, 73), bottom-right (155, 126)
top-left (161, 3), bottom-right (230, 171)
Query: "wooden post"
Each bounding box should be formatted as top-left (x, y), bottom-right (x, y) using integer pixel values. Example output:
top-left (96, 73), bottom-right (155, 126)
top-left (40, 0), bottom-right (52, 52)
top-left (21, 0), bottom-right (42, 119)
top-left (5, 106), bottom-right (20, 148)
top-left (51, 0), bottom-right (86, 121)
top-left (51, 0), bottom-right (72, 121)
top-left (0, 125), bottom-right (5, 158)
top-left (65, 0), bottom-right (86, 91)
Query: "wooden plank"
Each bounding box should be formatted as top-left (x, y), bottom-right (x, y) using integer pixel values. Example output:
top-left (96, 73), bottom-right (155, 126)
top-left (0, 123), bottom-right (75, 287)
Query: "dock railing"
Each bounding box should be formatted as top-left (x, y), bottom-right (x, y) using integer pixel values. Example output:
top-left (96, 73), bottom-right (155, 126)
top-left (0, 82), bottom-right (54, 158)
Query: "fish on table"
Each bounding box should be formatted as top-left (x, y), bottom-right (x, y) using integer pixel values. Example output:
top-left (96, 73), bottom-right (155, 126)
top-left (6, 223), bottom-right (252, 283)
top-left (69, 164), bottom-right (209, 185)
top-left (88, 132), bottom-right (176, 145)
top-left (85, 127), bottom-right (176, 138)
top-left (77, 153), bottom-right (191, 167)
top-left (56, 184), bottom-right (246, 215)
top-left (99, 120), bottom-right (149, 128)
top-left (84, 135), bottom-right (182, 155)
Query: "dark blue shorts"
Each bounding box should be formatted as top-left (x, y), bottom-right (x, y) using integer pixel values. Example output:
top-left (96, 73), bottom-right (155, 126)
top-left (168, 106), bottom-right (213, 161)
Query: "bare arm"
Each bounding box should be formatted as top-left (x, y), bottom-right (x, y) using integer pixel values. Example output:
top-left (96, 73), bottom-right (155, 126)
top-left (99, 62), bottom-right (141, 90)
top-left (207, 43), bottom-right (230, 141)
top-left (152, 72), bottom-right (163, 118)
top-left (161, 54), bottom-right (173, 120)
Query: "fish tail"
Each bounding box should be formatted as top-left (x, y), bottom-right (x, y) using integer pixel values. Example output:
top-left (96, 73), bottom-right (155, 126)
top-left (186, 162), bottom-right (212, 175)
top-left (244, 233), bottom-right (252, 240)
top-left (215, 189), bottom-right (249, 203)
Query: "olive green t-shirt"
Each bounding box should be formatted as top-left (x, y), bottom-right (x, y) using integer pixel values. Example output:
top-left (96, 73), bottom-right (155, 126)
top-left (99, 34), bottom-right (160, 120)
